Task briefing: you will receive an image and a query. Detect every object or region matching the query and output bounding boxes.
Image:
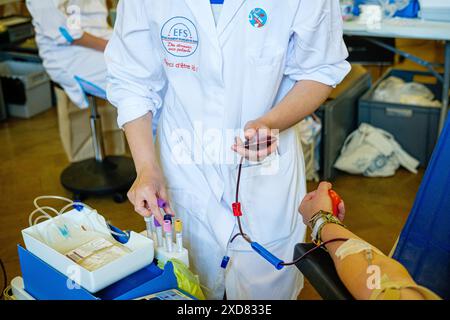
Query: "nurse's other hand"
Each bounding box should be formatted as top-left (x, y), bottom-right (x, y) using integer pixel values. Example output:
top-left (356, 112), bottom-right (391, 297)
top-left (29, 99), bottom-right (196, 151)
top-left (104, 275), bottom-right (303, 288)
top-left (127, 165), bottom-right (174, 224)
top-left (299, 182), bottom-right (346, 227)
top-left (232, 120), bottom-right (278, 161)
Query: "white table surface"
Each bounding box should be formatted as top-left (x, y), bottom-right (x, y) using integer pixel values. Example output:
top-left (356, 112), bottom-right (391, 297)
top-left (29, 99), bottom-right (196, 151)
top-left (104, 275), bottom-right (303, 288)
top-left (344, 18), bottom-right (450, 41)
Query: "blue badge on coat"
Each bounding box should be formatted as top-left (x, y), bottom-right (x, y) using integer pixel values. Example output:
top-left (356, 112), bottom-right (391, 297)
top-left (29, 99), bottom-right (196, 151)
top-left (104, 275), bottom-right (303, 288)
top-left (161, 17), bottom-right (199, 57)
top-left (249, 8), bottom-right (268, 28)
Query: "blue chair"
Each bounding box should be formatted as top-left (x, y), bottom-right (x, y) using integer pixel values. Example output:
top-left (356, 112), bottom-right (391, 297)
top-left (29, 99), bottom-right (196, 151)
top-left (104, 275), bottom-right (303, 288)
top-left (60, 77), bottom-right (136, 202)
top-left (294, 113), bottom-right (450, 299)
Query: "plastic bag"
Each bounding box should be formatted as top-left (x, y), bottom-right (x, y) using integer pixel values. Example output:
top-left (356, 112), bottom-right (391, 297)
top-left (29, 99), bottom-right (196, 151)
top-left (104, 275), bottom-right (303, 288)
top-left (373, 76), bottom-right (441, 107)
top-left (398, 83), bottom-right (441, 107)
top-left (158, 258), bottom-right (206, 300)
top-left (380, 0), bottom-right (411, 18)
top-left (372, 76), bottom-right (405, 103)
top-left (334, 123), bottom-right (419, 177)
top-left (33, 210), bottom-right (116, 252)
top-left (340, 0), bottom-right (355, 21)
top-left (298, 116), bottom-right (322, 182)
top-left (353, 0), bottom-right (412, 18)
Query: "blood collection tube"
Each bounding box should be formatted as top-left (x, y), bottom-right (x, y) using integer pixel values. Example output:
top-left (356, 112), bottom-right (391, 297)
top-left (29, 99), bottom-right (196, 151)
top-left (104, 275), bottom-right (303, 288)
top-left (175, 219), bottom-right (183, 253)
top-left (143, 198), bottom-right (167, 244)
top-left (144, 216), bottom-right (153, 239)
top-left (164, 214), bottom-right (173, 224)
top-left (154, 219), bottom-right (164, 248)
top-left (157, 198), bottom-right (173, 224)
top-left (164, 220), bottom-right (173, 253)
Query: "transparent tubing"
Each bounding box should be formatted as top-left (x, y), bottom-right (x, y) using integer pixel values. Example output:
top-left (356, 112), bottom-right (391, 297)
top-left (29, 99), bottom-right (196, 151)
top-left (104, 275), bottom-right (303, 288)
top-left (30, 196), bottom-right (127, 238)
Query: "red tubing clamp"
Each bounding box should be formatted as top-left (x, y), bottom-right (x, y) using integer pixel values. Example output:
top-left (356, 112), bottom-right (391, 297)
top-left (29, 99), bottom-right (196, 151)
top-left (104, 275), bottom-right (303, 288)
top-left (232, 202), bottom-right (243, 217)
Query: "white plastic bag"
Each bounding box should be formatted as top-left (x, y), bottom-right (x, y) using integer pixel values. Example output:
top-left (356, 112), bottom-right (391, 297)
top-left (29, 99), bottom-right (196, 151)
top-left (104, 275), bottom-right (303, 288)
top-left (373, 76), bottom-right (441, 107)
top-left (357, 0), bottom-right (411, 19)
top-left (372, 76), bottom-right (405, 103)
top-left (298, 116), bottom-right (322, 182)
top-left (334, 123), bottom-right (419, 177)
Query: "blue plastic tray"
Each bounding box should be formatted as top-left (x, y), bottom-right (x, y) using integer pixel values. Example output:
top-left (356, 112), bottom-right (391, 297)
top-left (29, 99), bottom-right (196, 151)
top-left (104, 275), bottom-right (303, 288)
top-left (18, 245), bottom-right (179, 300)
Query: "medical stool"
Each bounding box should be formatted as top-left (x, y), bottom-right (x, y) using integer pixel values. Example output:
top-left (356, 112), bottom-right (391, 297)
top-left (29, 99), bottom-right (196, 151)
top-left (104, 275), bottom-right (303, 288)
top-left (60, 78), bottom-right (136, 203)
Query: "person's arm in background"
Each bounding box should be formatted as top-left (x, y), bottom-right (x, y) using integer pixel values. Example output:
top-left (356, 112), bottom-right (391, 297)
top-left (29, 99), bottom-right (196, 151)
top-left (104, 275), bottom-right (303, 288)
top-left (105, 0), bottom-right (173, 223)
top-left (26, 0), bottom-right (108, 52)
top-left (72, 33), bottom-right (108, 52)
top-left (233, 0), bottom-right (351, 159)
top-left (299, 182), bottom-right (441, 300)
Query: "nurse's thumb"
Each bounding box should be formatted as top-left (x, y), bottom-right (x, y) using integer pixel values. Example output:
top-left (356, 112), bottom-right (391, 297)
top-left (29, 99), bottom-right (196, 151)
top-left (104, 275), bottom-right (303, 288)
top-left (244, 127), bottom-right (257, 141)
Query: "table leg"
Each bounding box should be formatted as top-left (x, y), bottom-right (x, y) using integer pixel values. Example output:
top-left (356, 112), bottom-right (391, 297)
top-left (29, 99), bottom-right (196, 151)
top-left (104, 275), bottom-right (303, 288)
top-left (439, 41), bottom-right (450, 133)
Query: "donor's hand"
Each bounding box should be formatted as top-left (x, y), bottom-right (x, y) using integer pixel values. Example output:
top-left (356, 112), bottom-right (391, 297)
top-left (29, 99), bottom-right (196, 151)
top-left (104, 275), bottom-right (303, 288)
top-left (299, 182), bottom-right (346, 227)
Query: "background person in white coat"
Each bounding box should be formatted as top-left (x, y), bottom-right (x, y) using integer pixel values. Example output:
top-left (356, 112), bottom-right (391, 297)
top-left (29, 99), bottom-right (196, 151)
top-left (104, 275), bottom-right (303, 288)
top-left (106, 0), bottom-right (351, 300)
top-left (26, 0), bottom-right (112, 108)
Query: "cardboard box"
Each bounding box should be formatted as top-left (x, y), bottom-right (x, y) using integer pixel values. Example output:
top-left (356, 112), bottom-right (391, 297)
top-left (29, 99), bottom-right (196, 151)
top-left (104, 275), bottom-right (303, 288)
top-left (55, 87), bottom-right (126, 163)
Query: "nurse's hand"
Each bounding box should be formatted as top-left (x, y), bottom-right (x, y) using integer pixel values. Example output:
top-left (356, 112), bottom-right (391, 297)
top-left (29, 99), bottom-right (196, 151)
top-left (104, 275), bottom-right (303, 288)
top-left (299, 182), bottom-right (346, 227)
top-left (127, 164), bottom-right (174, 224)
top-left (232, 120), bottom-right (278, 161)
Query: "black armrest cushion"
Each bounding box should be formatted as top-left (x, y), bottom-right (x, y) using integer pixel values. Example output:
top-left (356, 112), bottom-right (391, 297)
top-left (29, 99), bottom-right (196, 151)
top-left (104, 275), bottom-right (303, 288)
top-left (294, 243), bottom-right (354, 300)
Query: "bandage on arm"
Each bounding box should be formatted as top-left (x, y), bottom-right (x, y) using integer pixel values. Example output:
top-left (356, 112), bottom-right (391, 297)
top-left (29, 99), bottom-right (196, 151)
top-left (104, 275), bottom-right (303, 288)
top-left (72, 32), bottom-right (108, 52)
top-left (369, 276), bottom-right (441, 300)
top-left (320, 223), bottom-right (439, 300)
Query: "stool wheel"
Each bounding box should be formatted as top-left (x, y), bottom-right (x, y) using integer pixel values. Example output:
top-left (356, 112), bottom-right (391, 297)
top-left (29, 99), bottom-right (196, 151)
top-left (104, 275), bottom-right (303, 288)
top-left (73, 193), bottom-right (86, 202)
top-left (113, 192), bottom-right (127, 204)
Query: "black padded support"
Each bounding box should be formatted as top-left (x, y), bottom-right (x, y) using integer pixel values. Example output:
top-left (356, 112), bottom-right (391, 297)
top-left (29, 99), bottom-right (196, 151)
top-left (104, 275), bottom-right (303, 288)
top-left (294, 243), bottom-right (354, 300)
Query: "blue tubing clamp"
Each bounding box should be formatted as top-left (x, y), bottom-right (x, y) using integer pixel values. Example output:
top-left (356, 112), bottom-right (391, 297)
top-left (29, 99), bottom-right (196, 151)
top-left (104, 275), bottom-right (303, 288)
top-left (251, 242), bottom-right (284, 270)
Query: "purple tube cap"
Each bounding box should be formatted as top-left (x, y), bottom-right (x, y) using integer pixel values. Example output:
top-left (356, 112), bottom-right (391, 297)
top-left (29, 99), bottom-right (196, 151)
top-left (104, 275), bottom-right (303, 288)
top-left (157, 198), bottom-right (167, 208)
top-left (154, 219), bottom-right (161, 227)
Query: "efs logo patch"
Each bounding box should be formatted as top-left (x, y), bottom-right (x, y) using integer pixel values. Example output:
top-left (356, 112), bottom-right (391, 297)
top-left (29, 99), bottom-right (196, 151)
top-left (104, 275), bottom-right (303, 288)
top-left (161, 16), bottom-right (199, 57)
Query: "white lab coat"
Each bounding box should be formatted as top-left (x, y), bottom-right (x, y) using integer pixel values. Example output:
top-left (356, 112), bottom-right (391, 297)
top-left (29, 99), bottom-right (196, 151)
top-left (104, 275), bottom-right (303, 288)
top-left (106, 0), bottom-right (350, 300)
top-left (26, 0), bottom-right (112, 108)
